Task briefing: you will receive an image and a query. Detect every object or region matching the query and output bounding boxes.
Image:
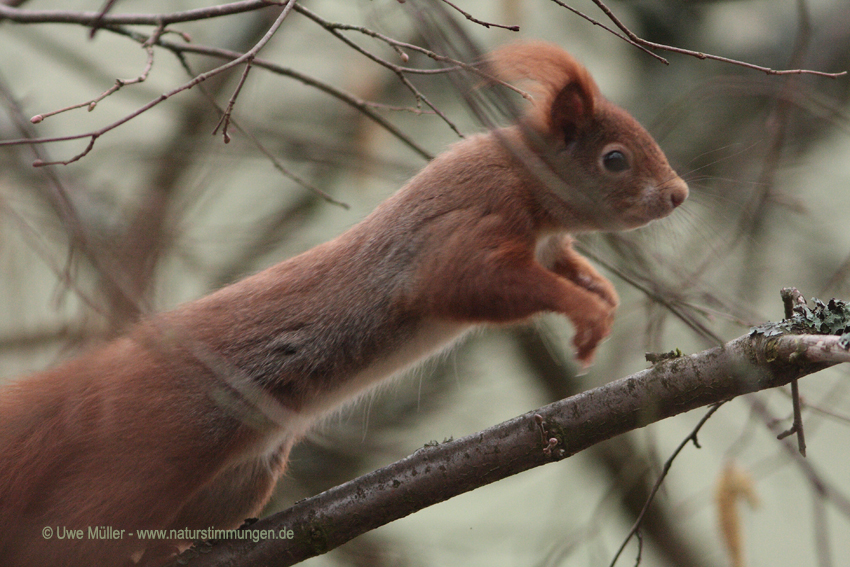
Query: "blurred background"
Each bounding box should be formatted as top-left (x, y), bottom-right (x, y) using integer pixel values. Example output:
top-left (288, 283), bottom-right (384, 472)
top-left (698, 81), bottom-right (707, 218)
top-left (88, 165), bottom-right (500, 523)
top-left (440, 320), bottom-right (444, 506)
top-left (2, 0), bottom-right (850, 566)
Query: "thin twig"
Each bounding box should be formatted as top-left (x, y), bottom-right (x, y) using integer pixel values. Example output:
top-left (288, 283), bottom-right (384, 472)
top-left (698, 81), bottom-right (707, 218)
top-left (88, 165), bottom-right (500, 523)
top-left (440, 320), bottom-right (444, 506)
top-left (590, 0), bottom-right (846, 77)
top-left (750, 396), bottom-right (850, 516)
top-left (437, 0), bottom-right (519, 31)
top-left (574, 242), bottom-right (724, 346)
top-left (30, 22), bottom-right (164, 126)
top-left (212, 57), bottom-right (254, 143)
top-left (294, 6), bottom-right (461, 74)
top-left (4, 0), bottom-right (297, 166)
top-left (3, 0), bottom-right (844, 78)
top-left (2, 25), bottom-right (436, 161)
top-left (293, 4), bottom-right (465, 138)
top-left (294, 7), bottom-right (533, 113)
top-left (775, 376), bottom-right (806, 454)
top-left (291, 4), bottom-right (529, 100)
top-left (209, 2), bottom-right (297, 145)
top-left (778, 287), bottom-right (808, 456)
top-left (800, 400), bottom-right (850, 425)
top-left (88, 0), bottom-right (118, 38)
top-left (359, 101), bottom-right (436, 114)
top-left (0, 78), bottom-right (134, 315)
top-left (0, 0), bottom-right (284, 25)
top-left (32, 136), bottom-right (98, 167)
top-left (173, 52), bottom-right (350, 209)
top-left (108, 27), bottom-right (437, 160)
top-left (4, 2), bottom-right (527, 159)
top-left (548, 0), bottom-right (846, 77)
top-left (548, 0), bottom-right (666, 64)
top-left (632, 530), bottom-right (643, 567)
top-left (608, 403), bottom-right (725, 567)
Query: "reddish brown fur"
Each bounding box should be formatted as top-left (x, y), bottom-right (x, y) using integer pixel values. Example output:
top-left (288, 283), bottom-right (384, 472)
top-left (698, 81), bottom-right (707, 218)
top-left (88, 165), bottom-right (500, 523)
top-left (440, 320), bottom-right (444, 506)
top-left (0, 42), bottom-right (687, 566)
top-left (488, 41), bottom-right (599, 133)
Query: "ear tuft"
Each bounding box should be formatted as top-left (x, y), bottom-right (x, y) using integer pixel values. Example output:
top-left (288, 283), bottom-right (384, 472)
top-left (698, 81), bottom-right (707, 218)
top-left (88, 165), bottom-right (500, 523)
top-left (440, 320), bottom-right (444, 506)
top-left (487, 42), bottom-right (598, 138)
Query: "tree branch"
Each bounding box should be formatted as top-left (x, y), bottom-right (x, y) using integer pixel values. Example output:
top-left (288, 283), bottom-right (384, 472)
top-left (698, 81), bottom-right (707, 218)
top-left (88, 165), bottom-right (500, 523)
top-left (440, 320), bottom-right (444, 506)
top-left (30, 22), bottom-right (164, 127)
top-left (550, 0), bottom-right (847, 78)
top-left (0, 0), bottom-right (283, 25)
top-left (437, 0), bottom-right (520, 32)
top-left (0, 23), bottom-right (437, 162)
top-left (169, 330), bottom-right (850, 567)
top-left (0, 0), bottom-right (297, 165)
top-left (293, 4), bottom-right (465, 138)
top-left (145, 33), bottom-right (436, 161)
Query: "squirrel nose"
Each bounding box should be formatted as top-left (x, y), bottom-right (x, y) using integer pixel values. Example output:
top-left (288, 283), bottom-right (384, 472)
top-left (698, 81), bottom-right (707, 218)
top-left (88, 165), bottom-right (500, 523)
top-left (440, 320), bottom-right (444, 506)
top-left (668, 178), bottom-right (688, 209)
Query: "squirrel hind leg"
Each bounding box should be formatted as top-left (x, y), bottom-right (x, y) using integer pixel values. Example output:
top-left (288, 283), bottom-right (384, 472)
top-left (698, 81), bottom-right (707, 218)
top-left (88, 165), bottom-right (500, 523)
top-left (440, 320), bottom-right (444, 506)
top-left (167, 445), bottom-right (289, 532)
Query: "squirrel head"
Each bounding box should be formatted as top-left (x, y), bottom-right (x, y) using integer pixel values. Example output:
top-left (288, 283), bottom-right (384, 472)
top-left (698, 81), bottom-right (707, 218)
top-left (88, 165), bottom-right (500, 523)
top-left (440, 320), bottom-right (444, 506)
top-left (488, 42), bottom-right (688, 231)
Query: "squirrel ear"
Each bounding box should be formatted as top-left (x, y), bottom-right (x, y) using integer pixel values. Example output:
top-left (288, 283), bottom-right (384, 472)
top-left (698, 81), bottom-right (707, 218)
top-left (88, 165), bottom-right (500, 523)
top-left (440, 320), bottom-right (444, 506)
top-left (550, 80), bottom-right (594, 147)
top-left (486, 42), bottom-right (599, 141)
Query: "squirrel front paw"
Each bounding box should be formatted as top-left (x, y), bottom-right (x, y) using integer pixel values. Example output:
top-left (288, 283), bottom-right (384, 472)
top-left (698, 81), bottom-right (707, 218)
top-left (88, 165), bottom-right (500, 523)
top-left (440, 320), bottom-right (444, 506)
top-left (570, 294), bottom-right (615, 367)
top-left (541, 236), bottom-right (620, 310)
top-left (573, 271), bottom-right (619, 309)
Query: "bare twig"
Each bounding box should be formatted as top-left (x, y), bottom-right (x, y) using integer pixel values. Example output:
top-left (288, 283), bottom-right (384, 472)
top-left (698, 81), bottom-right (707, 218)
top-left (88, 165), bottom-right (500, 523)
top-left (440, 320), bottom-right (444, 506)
top-left (31, 136), bottom-right (97, 167)
top-left (548, 0), bottom-right (666, 64)
top-left (30, 22), bottom-right (164, 126)
top-left (2, 24), bottom-right (436, 161)
top-left (549, 0), bottom-right (847, 78)
top-left (736, 1), bottom-right (818, 456)
top-left (0, 79), bottom-right (138, 315)
top-left (633, 530), bottom-right (644, 567)
top-left (800, 399), bottom-right (850, 425)
top-left (174, 50), bottom-right (350, 209)
top-left (290, 7), bottom-right (531, 108)
top-left (3, 0), bottom-right (843, 78)
top-left (750, 396), bottom-right (850, 516)
top-left (293, 4), bottom-right (465, 138)
top-left (294, 5), bottom-right (461, 74)
top-left (99, 27), bottom-right (436, 160)
top-left (437, 0), bottom-right (519, 32)
top-left (289, 5), bottom-right (528, 100)
top-left (590, 0), bottom-right (846, 77)
top-left (0, 0), bottom-right (284, 25)
top-left (608, 403), bottom-right (724, 567)
top-left (170, 51), bottom-right (350, 209)
top-left (2, 0), bottom-right (297, 166)
top-left (0, 195), bottom-right (103, 315)
top-left (5, 0), bottom-right (524, 161)
top-left (212, 58), bottom-right (253, 144)
top-left (236, 122), bottom-right (351, 209)
top-left (778, 287), bottom-right (808, 455)
top-left (88, 0), bottom-right (118, 38)
top-left (208, 2), bottom-right (299, 146)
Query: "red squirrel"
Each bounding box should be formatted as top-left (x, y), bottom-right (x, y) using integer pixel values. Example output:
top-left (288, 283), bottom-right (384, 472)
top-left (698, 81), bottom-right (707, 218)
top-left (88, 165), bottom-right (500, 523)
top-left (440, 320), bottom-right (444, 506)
top-left (0, 42), bottom-right (687, 566)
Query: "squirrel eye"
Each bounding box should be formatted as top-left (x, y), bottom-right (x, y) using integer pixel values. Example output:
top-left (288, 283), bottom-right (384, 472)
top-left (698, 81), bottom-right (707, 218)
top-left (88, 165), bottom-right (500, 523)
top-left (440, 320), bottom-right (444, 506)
top-left (602, 150), bottom-right (629, 173)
